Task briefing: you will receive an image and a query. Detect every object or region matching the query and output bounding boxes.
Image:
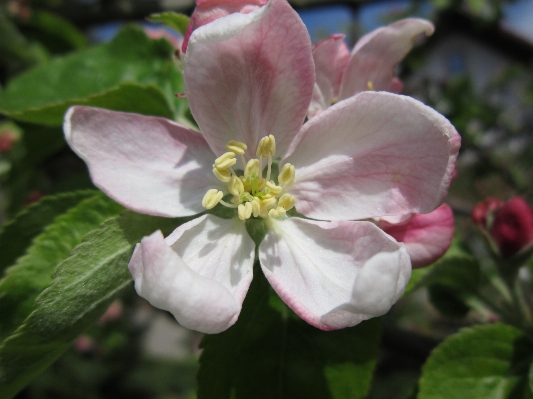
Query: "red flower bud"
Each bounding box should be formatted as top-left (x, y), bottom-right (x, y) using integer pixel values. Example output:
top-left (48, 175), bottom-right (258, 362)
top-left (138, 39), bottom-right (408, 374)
top-left (490, 198), bottom-right (533, 258)
top-left (0, 131), bottom-right (19, 153)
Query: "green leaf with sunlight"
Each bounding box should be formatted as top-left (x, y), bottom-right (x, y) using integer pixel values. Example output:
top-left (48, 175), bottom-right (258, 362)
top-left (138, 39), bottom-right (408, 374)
top-left (0, 191), bottom-right (95, 275)
top-left (198, 269), bottom-right (381, 399)
top-left (0, 25), bottom-right (186, 125)
top-left (148, 12), bottom-right (190, 36)
top-left (0, 210), bottom-right (185, 399)
top-left (419, 323), bottom-right (533, 399)
top-left (0, 192), bottom-right (123, 343)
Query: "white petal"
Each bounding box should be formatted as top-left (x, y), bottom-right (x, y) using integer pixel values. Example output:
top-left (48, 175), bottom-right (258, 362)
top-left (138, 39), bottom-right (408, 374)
top-left (166, 214), bottom-right (255, 304)
top-left (128, 215), bottom-right (255, 333)
top-left (259, 217), bottom-right (411, 330)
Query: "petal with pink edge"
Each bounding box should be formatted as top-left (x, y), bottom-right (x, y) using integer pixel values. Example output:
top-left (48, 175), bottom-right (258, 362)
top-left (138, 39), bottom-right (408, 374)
top-left (64, 106), bottom-right (221, 217)
top-left (184, 0), bottom-right (314, 158)
top-left (309, 34), bottom-right (350, 116)
top-left (284, 91), bottom-right (460, 221)
top-left (128, 215), bottom-right (255, 333)
top-left (182, 0), bottom-right (268, 52)
top-left (340, 18), bottom-right (434, 99)
top-left (259, 217), bottom-right (411, 330)
top-left (379, 204), bottom-right (454, 268)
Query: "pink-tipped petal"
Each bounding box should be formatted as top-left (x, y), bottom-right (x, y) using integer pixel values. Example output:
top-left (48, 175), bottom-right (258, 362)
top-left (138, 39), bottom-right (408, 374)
top-left (340, 18), bottom-right (434, 99)
top-left (184, 0), bottom-right (314, 158)
top-left (284, 91), bottom-right (460, 221)
top-left (128, 215), bottom-right (255, 333)
top-left (379, 204), bottom-right (454, 268)
top-left (64, 106), bottom-right (221, 217)
top-left (182, 0), bottom-right (268, 52)
top-left (309, 34), bottom-right (350, 115)
top-left (259, 218), bottom-right (411, 330)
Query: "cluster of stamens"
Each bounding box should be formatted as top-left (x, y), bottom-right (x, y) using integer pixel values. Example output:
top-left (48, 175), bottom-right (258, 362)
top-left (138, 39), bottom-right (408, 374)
top-left (202, 135), bottom-right (296, 220)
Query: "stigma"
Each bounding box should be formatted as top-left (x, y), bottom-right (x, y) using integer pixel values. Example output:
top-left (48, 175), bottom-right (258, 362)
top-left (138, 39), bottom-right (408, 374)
top-left (202, 135), bottom-right (296, 220)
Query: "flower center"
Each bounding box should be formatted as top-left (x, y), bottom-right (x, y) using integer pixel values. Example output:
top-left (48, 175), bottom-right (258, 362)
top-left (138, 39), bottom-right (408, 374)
top-left (202, 135), bottom-right (296, 220)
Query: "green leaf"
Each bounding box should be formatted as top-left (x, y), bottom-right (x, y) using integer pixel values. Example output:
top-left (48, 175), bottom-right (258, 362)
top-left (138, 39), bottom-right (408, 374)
top-left (6, 83), bottom-right (175, 126)
top-left (21, 10), bottom-right (87, 52)
top-left (419, 323), bottom-right (533, 399)
top-left (148, 12), bottom-right (190, 36)
top-left (0, 192), bottom-right (123, 342)
top-left (0, 210), bottom-right (185, 399)
top-left (198, 270), bottom-right (381, 399)
top-left (0, 191), bottom-right (95, 275)
top-left (0, 26), bottom-right (185, 125)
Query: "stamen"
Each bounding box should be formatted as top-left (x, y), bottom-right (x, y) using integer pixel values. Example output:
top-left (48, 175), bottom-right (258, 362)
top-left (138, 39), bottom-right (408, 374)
top-left (238, 202), bottom-right (253, 220)
top-left (256, 135), bottom-right (276, 158)
top-left (278, 193), bottom-right (296, 211)
top-left (219, 200), bottom-right (238, 208)
top-left (266, 156), bottom-right (273, 182)
top-left (213, 167), bottom-right (231, 182)
top-left (268, 206), bottom-right (286, 219)
top-left (278, 163), bottom-right (295, 187)
top-left (245, 159), bottom-right (260, 177)
top-left (214, 152), bottom-right (237, 170)
top-left (228, 176), bottom-right (244, 196)
top-left (251, 197), bottom-right (261, 217)
top-left (202, 189), bottom-right (223, 209)
top-left (226, 140), bottom-right (247, 155)
top-left (265, 181), bottom-right (282, 196)
top-left (367, 81), bottom-right (374, 91)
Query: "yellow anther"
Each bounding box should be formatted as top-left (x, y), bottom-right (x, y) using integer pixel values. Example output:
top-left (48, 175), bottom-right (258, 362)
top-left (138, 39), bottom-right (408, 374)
top-left (213, 167), bottom-right (231, 182)
top-left (268, 206), bottom-right (286, 219)
top-left (265, 181), bottom-right (282, 196)
top-left (260, 197), bottom-right (277, 217)
top-left (228, 176), bottom-right (244, 196)
top-left (214, 152), bottom-right (237, 170)
top-left (278, 163), bottom-right (295, 187)
top-left (202, 189), bottom-right (223, 209)
top-left (240, 176), bottom-right (252, 191)
top-left (245, 159), bottom-right (260, 177)
top-left (251, 197), bottom-right (261, 217)
top-left (256, 135), bottom-right (276, 158)
top-left (278, 193), bottom-right (296, 211)
top-left (226, 140), bottom-right (247, 155)
top-left (238, 202), bottom-right (253, 220)
top-left (367, 81), bottom-right (374, 91)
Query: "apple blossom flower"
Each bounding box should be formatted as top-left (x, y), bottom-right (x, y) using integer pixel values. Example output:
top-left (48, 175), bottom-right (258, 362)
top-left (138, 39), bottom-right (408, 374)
top-left (473, 197), bottom-right (533, 258)
top-left (64, 0), bottom-right (459, 333)
top-left (309, 18), bottom-right (434, 117)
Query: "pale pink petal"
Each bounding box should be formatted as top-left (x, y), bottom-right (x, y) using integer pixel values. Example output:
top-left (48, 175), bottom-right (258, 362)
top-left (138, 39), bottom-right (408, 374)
top-left (128, 215), bottom-right (255, 333)
top-left (310, 34), bottom-right (350, 115)
top-left (64, 106), bottom-right (221, 217)
top-left (184, 0), bottom-right (314, 158)
top-left (340, 18), bottom-right (434, 99)
top-left (165, 214), bottom-right (255, 304)
top-left (182, 0), bottom-right (268, 52)
top-left (259, 218), bottom-right (411, 330)
top-left (379, 204), bottom-right (454, 268)
top-left (284, 91), bottom-right (460, 221)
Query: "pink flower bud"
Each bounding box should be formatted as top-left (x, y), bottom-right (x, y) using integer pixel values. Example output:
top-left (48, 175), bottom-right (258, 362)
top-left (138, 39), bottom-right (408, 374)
top-left (490, 198), bottom-right (533, 258)
top-left (0, 131), bottom-right (19, 153)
